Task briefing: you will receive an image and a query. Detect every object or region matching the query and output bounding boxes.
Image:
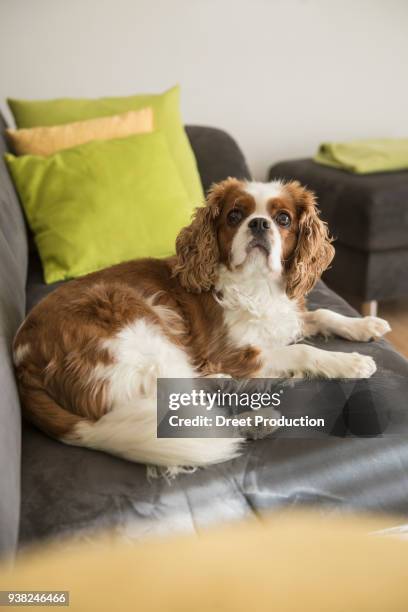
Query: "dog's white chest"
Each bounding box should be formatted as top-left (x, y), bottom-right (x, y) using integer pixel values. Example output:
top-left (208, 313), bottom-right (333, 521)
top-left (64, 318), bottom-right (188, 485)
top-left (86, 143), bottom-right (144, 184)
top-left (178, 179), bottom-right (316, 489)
top-left (215, 263), bottom-right (303, 351)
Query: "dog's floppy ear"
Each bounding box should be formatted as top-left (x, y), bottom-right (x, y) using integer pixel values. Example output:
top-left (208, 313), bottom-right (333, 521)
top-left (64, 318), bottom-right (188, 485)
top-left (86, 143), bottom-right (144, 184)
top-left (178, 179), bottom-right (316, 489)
top-left (172, 178), bottom-right (240, 293)
top-left (284, 181), bottom-right (334, 300)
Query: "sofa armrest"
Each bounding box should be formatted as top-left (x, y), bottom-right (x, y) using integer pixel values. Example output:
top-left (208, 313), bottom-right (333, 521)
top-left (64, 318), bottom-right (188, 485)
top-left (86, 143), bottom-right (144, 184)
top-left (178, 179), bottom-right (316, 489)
top-left (0, 113), bottom-right (28, 556)
top-left (185, 125), bottom-right (251, 194)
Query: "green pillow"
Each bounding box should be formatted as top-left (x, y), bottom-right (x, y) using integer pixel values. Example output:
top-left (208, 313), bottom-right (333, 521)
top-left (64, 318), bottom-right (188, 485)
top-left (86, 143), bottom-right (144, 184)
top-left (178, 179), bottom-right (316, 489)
top-left (8, 85), bottom-right (204, 206)
top-left (5, 131), bottom-right (192, 284)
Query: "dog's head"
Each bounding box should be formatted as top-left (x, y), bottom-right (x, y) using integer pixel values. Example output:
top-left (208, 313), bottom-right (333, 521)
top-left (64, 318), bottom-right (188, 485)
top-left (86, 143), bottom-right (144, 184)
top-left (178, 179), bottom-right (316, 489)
top-left (172, 178), bottom-right (334, 299)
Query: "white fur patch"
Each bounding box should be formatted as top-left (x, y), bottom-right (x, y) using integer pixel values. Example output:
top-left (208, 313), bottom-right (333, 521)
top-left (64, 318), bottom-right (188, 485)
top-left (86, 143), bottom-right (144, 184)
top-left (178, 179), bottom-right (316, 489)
top-left (67, 318), bottom-right (243, 469)
top-left (93, 319), bottom-right (195, 408)
top-left (67, 396), bottom-right (242, 469)
top-left (215, 258), bottom-right (303, 352)
top-left (13, 343), bottom-right (30, 366)
top-left (244, 180), bottom-right (284, 206)
top-left (230, 213), bottom-right (282, 272)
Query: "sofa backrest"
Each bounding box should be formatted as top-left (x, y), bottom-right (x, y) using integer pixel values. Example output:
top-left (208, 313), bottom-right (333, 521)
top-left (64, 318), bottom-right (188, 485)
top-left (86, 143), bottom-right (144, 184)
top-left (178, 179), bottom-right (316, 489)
top-left (185, 125), bottom-right (251, 194)
top-left (0, 111), bottom-right (28, 556)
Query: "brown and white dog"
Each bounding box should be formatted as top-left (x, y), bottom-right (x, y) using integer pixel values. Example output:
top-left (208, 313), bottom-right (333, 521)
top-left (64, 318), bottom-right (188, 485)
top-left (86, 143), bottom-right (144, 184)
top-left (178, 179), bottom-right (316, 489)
top-left (14, 178), bottom-right (390, 470)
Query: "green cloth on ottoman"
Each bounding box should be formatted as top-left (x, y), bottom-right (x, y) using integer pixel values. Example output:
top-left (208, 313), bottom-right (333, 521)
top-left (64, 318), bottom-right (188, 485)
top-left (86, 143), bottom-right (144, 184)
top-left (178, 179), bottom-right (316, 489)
top-left (315, 139), bottom-right (408, 174)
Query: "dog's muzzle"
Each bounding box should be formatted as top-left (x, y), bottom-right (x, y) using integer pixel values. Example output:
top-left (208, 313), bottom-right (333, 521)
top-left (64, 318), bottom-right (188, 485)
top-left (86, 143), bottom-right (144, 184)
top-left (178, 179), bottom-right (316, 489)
top-left (247, 217), bottom-right (271, 255)
top-left (247, 237), bottom-right (271, 255)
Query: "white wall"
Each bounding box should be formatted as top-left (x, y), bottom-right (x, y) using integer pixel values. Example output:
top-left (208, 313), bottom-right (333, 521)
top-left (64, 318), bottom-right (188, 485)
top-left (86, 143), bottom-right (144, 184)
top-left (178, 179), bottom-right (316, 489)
top-left (1, 0), bottom-right (407, 179)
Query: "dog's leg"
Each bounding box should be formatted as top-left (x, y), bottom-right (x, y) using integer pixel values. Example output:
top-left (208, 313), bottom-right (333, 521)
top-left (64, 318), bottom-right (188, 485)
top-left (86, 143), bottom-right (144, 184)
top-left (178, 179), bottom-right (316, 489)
top-left (261, 344), bottom-right (376, 378)
top-left (302, 309), bottom-right (391, 342)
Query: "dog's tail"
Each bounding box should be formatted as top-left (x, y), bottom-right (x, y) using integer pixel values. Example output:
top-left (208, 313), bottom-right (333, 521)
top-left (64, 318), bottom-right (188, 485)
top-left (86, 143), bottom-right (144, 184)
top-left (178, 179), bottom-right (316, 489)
top-left (63, 397), bottom-right (244, 472)
top-left (17, 373), bottom-right (88, 439)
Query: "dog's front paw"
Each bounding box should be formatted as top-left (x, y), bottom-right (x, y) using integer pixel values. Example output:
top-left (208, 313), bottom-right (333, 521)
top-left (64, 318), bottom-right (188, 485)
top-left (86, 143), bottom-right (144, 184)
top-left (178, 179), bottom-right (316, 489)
top-left (355, 316), bottom-right (391, 341)
top-left (331, 352), bottom-right (377, 378)
top-left (343, 316), bottom-right (391, 342)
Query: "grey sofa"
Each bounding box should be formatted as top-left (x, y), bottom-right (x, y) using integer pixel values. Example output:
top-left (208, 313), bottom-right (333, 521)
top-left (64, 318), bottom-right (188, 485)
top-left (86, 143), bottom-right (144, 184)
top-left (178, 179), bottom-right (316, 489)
top-left (2, 115), bottom-right (408, 559)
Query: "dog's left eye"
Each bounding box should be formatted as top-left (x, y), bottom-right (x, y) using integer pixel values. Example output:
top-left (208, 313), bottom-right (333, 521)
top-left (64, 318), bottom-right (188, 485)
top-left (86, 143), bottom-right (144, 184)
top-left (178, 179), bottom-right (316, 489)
top-left (227, 210), bottom-right (243, 226)
top-left (275, 212), bottom-right (291, 228)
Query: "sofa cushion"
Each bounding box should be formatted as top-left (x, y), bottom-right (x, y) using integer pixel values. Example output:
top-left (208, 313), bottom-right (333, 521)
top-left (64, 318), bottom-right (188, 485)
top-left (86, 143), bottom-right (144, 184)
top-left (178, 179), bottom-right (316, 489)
top-left (6, 107), bottom-right (153, 156)
top-left (269, 158), bottom-right (408, 252)
top-left (6, 131), bottom-right (193, 284)
top-left (19, 280), bottom-right (408, 546)
top-left (8, 86), bottom-right (204, 206)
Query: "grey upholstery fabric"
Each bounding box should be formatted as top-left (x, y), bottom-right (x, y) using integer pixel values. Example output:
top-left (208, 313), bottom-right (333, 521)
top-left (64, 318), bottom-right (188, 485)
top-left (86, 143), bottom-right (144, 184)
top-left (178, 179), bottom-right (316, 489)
top-left (20, 282), bottom-right (408, 545)
top-left (268, 159), bottom-right (408, 302)
top-left (0, 114), bottom-right (27, 556)
top-left (324, 242), bottom-right (408, 302)
top-left (185, 126), bottom-right (251, 194)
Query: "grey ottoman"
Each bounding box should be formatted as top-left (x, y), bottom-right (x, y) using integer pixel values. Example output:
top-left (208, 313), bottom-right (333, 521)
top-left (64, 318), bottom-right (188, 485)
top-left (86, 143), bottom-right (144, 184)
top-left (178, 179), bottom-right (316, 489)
top-left (268, 159), bottom-right (408, 314)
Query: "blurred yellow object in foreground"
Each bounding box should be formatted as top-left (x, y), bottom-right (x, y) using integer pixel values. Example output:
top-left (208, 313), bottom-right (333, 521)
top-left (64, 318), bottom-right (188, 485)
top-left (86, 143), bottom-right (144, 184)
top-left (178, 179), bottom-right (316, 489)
top-left (1, 512), bottom-right (408, 611)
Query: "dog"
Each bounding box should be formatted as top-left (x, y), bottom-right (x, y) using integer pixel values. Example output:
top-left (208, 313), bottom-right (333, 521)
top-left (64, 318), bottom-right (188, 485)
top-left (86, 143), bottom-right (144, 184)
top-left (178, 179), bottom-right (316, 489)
top-left (13, 178), bottom-right (391, 470)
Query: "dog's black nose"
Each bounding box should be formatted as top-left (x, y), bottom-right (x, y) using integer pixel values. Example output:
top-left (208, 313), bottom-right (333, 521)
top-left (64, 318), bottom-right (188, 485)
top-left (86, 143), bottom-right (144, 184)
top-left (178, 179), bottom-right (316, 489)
top-left (248, 217), bottom-right (270, 233)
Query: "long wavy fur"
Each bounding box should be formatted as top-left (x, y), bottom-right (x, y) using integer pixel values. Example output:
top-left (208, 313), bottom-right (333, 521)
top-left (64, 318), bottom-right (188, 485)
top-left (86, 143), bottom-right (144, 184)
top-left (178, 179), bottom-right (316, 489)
top-left (172, 178), bottom-right (241, 292)
top-left (284, 181), bottom-right (335, 300)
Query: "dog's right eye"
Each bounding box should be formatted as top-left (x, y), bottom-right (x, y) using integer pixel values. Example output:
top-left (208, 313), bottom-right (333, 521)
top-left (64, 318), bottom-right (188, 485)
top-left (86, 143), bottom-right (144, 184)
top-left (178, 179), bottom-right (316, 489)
top-left (227, 210), bottom-right (243, 226)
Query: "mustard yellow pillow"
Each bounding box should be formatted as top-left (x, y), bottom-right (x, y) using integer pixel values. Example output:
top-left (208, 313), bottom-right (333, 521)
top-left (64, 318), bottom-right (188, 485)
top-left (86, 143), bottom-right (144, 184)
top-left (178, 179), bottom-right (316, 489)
top-left (6, 108), bottom-right (153, 156)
